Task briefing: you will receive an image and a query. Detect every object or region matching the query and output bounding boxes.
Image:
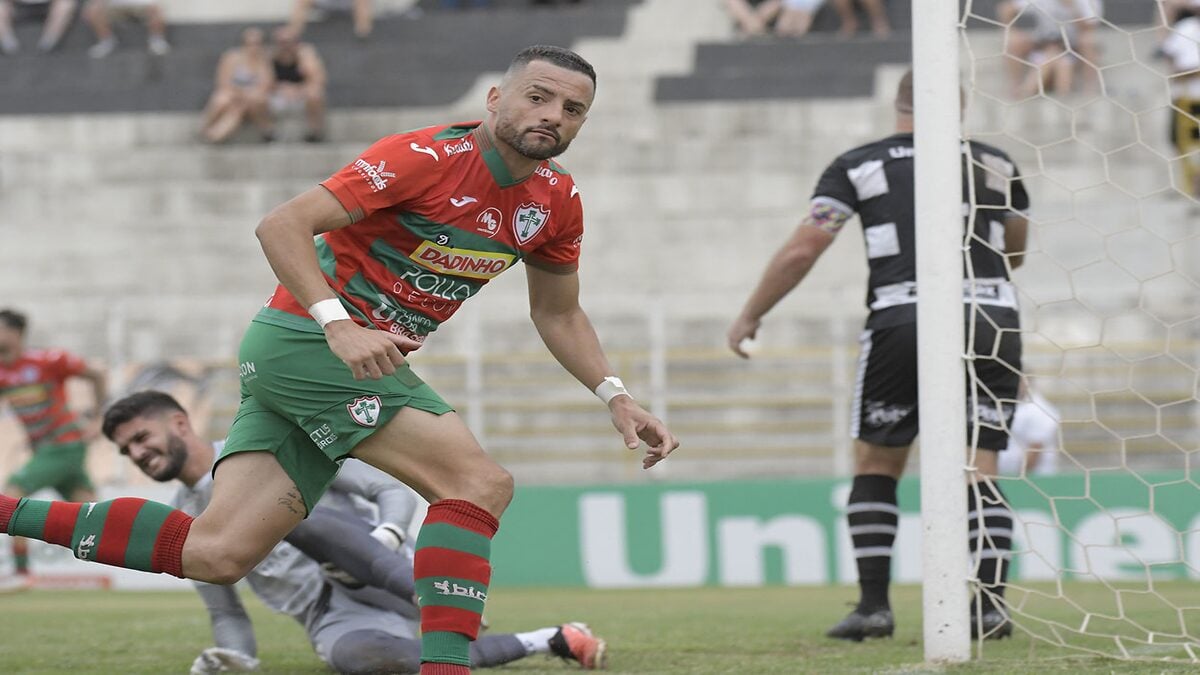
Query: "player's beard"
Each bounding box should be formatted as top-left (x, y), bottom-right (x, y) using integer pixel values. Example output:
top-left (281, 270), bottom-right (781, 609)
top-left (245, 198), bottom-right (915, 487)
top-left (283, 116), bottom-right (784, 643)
top-left (495, 116), bottom-right (571, 160)
top-left (142, 433), bottom-right (188, 482)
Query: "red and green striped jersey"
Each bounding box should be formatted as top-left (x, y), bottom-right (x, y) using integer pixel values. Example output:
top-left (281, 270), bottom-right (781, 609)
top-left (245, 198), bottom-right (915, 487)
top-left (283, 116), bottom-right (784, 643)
top-left (255, 121), bottom-right (585, 348)
top-left (0, 349), bottom-right (88, 448)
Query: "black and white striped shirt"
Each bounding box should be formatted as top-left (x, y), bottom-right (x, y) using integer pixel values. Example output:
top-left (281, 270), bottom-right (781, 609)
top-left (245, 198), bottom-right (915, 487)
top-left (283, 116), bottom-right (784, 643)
top-left (811, 132), bottom-right (1030, 329)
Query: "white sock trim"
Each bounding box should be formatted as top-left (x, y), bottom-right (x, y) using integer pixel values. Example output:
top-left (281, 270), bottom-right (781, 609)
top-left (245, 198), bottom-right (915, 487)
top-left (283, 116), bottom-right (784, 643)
top-left (515, 627), bottom-right (559, 654)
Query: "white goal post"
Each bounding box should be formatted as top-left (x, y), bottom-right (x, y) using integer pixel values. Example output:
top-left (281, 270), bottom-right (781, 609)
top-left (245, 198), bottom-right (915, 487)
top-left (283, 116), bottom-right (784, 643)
top-left (914, 0), bottom-right (973, 665)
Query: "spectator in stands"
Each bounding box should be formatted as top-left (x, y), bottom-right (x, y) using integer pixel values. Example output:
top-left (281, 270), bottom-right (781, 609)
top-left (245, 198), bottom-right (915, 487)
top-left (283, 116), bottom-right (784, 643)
top-left (82, 0), bottom-right (169, 58)
top-left (0, 0), bottom-right (76, 54)
top-left (1155, 0), bottom-right (1200, 48)
top-left (289, 0), bottom-right (373, 40)
top-left (830, 0), bottom-right (890, 38)
top-left (268, 25), bottom-right (327, 143)
top-left (722, 0), bottom-right (779, 38)
top-left (739, 0), bottom-right (828, 38)
top-left (1162, 3), bottom-right (1200, 202)
top-left (771, 0), bottom-right (825, 37)
top-left (200, 27), bottom-right (274, 144)
top-left (997, 383), bottom-right (1061, 477)
top-left (998, 0), bottom-right (1101, 99)
top-left (724, 0), bottom-right (888, 40)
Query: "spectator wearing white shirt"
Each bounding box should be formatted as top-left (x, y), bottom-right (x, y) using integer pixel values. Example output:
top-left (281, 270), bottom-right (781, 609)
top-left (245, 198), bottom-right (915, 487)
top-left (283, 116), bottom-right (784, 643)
top-left (998, 0), bottom-right (1103, 98)
top-left (998, 385), bottom-right (1061, 477)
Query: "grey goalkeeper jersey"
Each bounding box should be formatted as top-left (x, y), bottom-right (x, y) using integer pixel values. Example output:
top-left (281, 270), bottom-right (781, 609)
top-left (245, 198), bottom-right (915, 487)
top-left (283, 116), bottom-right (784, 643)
top-left (176, 448), bottom-right (422, 656)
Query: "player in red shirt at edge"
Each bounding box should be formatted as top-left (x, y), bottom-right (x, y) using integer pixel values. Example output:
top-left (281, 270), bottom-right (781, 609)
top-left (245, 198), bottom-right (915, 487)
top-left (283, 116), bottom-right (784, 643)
top-left (0, 45), bottom-right (677, 673)
top-left (0, 309), bottom-right (107, 589)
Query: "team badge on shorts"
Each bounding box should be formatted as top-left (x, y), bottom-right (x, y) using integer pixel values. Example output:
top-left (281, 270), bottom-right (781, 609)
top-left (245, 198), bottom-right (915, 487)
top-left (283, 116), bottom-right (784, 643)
top-left (347, 395), bottom-right (383, 427)
top-left (513, 202), bottom-right (550, 244)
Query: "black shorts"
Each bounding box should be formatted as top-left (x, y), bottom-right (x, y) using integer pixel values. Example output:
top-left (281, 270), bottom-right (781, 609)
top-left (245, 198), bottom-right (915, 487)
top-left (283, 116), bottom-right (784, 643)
top-left (13, 1), bottom-right (52, 23)
top-left (851, 321), bottom-right (1021, 450)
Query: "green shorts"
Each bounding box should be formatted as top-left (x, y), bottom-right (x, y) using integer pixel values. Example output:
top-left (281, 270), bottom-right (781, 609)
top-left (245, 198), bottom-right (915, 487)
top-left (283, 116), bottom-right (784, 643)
top-left (220, 320), bottom-right (453, 513)
top-left (8, 441), bottom-right (94, 498)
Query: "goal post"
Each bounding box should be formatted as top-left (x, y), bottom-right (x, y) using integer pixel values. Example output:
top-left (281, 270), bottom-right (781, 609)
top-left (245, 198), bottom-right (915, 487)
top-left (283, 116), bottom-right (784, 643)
top-left (913, 0), bottom-right (972, 664)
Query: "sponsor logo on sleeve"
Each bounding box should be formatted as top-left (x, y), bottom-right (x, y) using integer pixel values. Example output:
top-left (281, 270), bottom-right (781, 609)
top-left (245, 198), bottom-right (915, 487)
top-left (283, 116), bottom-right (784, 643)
top-left (353, 159), bottom-right (397, 192)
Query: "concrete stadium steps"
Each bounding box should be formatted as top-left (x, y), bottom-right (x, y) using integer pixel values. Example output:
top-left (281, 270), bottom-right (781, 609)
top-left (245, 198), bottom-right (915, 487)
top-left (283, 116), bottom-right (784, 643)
top-left (656, 35), bottom-right (912, 102)
top-left (656, 0), bottom-right (1157, 103)
top-left (0, 96), bottom-right (892, 149)
top-left (0, 2), bottom-right (641, 115)
top-left (0, 97), bottom-right (886, 149)
top-left (0, 136), bottom-right (886, 185)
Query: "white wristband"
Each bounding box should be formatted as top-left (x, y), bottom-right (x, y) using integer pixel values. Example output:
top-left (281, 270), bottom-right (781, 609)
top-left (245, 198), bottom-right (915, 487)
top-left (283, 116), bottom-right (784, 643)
top-left (308, 298), bottom-right (351, 328)
top-left (370, 523), bottom-right (407, 551)
top-left (594, 376), bottom-right (631, 405)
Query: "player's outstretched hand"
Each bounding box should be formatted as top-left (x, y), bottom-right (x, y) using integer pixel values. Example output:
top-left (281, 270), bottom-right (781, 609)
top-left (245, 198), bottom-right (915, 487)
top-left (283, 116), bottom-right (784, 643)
top-left (323, 320), bottom-right (422, 380)
top-left (727, 315), bottom-right (761, 359)
top-left (190, 647), bottom-right (260, 674)
top-left (608, 397), bottom-right (679, 469)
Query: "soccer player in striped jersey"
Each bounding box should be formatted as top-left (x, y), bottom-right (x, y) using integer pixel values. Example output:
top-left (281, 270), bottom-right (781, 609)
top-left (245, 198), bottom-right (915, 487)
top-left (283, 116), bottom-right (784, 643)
top-left (728, 69), bottom-right (1030, 641)
top-left (0, 45), bottom-right (673, 674)
top-left (0, 308), bottom-right (107, 588)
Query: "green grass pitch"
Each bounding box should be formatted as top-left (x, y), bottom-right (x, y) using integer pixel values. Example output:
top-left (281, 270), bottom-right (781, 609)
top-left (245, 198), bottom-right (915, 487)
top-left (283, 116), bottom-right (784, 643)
top-left (2, 583), bottom-right (1199, 673)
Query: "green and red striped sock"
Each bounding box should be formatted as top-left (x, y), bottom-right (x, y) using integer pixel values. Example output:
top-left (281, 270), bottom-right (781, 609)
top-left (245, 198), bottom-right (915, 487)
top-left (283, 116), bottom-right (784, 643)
top-left (0, 494), bottom-right (191, 577)
top-left (414, 499), bottom-right (500, 675)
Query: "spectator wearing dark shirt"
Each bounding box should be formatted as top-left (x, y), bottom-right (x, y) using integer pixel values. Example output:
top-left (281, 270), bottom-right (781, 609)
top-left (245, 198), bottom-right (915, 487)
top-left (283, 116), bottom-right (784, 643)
top-left (267, 25), bottom-right (327, 143)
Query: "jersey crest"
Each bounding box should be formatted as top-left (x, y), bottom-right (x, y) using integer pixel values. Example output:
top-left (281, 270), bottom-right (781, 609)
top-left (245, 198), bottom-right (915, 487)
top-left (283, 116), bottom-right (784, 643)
top-left (514, 202), bottom-right (550, 244)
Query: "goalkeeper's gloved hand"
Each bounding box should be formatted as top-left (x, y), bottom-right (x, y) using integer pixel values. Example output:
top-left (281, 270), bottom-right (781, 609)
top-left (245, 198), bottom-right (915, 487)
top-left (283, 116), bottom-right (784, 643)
top-left (189, 647), bottom-right (260, 674)
top-left (370, 522), bottom-right (407, 551)
top-left (319, 561), bottom-right (365, 589)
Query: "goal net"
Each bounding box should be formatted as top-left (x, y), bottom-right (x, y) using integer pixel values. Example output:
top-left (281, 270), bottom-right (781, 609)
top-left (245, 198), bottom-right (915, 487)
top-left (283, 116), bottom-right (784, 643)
top-left (955, 0), bottom-right (1200, 661)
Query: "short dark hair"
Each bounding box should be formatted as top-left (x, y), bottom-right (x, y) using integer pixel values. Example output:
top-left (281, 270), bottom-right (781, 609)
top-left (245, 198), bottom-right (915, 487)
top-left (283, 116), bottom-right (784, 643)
top-left (895, 68), bottom-right (914, 113)
top-left (508, 44), bottom-right (596, 88)
top-left (102, 390), bottom-right (187, 441)
top-left (0, 309), bottom-right (27, 333)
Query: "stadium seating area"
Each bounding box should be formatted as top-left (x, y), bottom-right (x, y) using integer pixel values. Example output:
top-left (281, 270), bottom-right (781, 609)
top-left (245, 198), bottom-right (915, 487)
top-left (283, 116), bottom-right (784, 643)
top-left (1, 0), bottom-right (1195, 486)
top-left (0, 1), bottom-right (641, 115)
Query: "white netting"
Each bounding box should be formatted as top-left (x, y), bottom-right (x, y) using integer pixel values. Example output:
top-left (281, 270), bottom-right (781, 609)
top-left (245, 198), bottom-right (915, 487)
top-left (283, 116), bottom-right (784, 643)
top-left (961, 0), bottom-right (1200, 661)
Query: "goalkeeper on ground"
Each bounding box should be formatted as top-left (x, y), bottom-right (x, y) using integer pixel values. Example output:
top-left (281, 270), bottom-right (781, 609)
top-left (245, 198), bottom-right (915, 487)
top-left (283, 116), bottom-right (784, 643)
top-left (101, 390), bottom-right (607, 673)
